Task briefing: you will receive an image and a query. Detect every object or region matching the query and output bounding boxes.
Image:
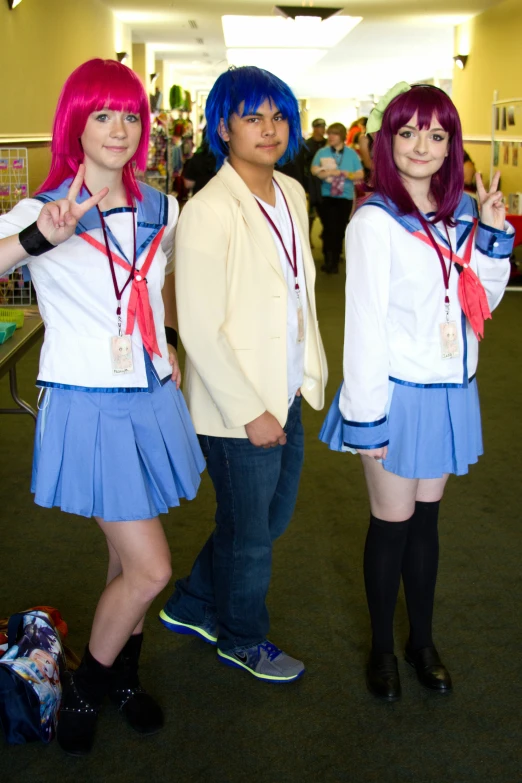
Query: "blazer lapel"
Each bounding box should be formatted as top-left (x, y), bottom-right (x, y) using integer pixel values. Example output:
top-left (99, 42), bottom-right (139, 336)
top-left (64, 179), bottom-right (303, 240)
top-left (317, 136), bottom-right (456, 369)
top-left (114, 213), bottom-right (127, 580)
top-left (217, 161), bottom-right (284, 281)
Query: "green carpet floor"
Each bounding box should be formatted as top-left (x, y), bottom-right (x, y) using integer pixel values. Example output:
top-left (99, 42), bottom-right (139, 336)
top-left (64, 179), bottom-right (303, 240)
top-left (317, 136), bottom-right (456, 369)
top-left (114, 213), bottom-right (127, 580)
top-left (1, 251), bottom-right (521, 782)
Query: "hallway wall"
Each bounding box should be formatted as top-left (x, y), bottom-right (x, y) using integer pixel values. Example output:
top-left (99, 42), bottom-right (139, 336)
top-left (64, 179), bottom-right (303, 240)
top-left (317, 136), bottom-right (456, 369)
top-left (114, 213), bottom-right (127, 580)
top-left (453, 0), bottom-right (522, 193)
top-left (0, 0), bottom-right (128, 192)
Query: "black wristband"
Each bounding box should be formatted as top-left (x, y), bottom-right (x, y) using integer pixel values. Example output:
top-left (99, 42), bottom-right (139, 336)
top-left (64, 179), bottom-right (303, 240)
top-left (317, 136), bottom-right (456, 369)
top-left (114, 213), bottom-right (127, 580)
top-left (19, 222), bottom-right (55, 257)
top-left (165, 326), bottom-right (178, 350)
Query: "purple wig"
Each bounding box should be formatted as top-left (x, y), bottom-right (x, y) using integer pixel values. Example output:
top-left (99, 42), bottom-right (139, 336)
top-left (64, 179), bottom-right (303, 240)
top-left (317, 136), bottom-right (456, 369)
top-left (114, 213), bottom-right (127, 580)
top-left (371, 85), bottom-right (464, 224)
top-left (36, 59), bottom-right (150, 202)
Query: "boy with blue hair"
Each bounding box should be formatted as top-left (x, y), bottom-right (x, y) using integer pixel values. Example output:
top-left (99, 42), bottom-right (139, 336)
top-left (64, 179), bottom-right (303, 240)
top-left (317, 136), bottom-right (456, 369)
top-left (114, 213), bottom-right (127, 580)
top-left (160, 66), bottom-right (327, 682)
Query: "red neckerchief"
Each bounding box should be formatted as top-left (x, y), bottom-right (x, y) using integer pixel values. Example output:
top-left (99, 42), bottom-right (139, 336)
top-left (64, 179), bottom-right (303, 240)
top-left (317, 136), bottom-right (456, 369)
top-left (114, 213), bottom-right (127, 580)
top-left (80, 226), bottom-right (165, 358)
top-left (413, 217), bottom-right (491, 340)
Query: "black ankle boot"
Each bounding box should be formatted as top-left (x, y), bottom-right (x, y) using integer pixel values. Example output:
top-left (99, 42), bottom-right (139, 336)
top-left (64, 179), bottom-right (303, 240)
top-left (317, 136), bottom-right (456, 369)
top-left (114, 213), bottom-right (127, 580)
top-left (329, 254), bottom-right (340, 274)
top-left (108, 633), bottom-right (164, 735)
top-left (57, 646), bottom-right (111, 756)
top-left (321, 252), bottom-right (332, 272)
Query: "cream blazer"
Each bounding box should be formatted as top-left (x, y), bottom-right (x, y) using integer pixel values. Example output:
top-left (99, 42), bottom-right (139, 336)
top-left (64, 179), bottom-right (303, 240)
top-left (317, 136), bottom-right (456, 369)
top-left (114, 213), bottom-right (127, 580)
top-left (175, 160), bottom-right (328, 437)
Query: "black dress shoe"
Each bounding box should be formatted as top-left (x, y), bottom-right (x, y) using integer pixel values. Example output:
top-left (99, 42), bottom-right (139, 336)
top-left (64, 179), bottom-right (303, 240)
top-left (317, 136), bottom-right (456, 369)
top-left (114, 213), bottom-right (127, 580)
top-left (405, 645), bottom-right (453, 692)
top-left (366, 652), bottom-right (401, 701)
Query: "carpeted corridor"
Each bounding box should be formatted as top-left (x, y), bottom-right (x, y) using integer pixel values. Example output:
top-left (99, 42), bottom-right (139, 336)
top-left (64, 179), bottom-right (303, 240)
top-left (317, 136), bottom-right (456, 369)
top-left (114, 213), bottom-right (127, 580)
top-left (1, 254), bottom-right (521, 782)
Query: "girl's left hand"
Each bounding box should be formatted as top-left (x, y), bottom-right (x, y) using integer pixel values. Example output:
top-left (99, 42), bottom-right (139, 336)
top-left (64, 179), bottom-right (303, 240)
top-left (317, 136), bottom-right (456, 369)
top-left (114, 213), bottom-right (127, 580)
top-left (476, 171), bottom-right (506, 230)
top-left (168, 347), bottom-right (181, 389)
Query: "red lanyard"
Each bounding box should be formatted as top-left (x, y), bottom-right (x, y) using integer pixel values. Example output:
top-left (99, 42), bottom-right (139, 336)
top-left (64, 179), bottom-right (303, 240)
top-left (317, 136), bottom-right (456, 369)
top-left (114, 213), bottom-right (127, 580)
top-left (256, 182), bottom-right (300, 295)
top-left (417, 212), bottom-right (453, 315)
top-left (96, 204), bottom-right (137, 335)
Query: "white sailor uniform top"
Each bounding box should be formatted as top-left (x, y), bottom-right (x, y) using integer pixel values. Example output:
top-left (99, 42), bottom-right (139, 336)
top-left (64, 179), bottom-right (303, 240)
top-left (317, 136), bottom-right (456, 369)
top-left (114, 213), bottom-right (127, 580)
top-left (0, 180), bottom-right (178, 391)
top-left (332, 192), bottom-right (514, 450)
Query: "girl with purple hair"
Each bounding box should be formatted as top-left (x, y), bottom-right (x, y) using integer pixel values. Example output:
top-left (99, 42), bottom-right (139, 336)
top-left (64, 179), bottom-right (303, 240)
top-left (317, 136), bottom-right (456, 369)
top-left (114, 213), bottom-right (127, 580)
top-left (0, 59), bottom-right (204, 753)
top-left (320, 83), bottom-right (514, 701)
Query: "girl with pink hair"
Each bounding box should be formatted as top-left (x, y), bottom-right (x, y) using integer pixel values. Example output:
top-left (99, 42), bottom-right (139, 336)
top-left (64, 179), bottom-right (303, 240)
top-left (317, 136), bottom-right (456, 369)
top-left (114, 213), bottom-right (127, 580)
top-left (320, 84), bottom-right (514, 701)
top-left (0, 59), bottom-right (204, 753)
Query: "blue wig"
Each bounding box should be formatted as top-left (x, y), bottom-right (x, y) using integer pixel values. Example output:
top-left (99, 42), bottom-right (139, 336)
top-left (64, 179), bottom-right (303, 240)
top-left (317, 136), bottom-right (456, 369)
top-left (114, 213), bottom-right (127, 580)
top-left (205, 66), bottom-right (302, 169)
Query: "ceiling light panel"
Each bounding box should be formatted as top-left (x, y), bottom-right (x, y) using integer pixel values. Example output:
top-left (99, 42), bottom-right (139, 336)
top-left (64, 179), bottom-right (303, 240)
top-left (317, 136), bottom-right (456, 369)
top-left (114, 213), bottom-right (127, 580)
top-left (113, 10), bottom-right (176, 24)
top-left (222, 15), bottom-right (362, 49)
top-left (148, 43), bottom-right (200, 53)
top-left (226, 48), bottom-right (328, 81)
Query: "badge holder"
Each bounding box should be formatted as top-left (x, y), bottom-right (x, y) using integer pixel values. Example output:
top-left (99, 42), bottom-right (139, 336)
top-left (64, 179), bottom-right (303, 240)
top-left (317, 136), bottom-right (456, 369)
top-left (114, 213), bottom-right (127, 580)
top-left (110, 301), bottom-right (134, 375)
top-left (439, 298), bottom-right (459, 360)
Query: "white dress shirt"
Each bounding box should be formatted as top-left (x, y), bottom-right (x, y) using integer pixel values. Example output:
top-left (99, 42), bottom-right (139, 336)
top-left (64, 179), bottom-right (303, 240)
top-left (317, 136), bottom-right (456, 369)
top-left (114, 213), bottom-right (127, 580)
top-left (256, 184), bottom-right (308, 404)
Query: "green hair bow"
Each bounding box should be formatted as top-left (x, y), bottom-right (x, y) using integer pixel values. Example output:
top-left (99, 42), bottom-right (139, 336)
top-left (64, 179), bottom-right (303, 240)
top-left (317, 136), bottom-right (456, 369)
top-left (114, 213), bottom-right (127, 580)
top-left (366, 81), bottom-right (411, 134)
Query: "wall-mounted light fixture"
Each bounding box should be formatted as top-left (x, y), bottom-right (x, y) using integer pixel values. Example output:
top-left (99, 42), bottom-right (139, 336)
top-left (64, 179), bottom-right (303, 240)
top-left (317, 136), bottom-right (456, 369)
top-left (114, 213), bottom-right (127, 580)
top-left (453, 54), bottom-right (468, 70)
top-left (116, 51), bottom-right (129, 63)
top-left (150, 72), bottom-right (159, 83)
top-left (7, 0), bottom-right (23, 8)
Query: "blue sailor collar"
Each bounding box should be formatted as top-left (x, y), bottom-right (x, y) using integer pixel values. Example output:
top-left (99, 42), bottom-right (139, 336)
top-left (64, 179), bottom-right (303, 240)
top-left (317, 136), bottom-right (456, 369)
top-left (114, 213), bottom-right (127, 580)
top-left (358, 191), bottom-right (478, 251)
top-left (35, 179), bottom-right (168, 261)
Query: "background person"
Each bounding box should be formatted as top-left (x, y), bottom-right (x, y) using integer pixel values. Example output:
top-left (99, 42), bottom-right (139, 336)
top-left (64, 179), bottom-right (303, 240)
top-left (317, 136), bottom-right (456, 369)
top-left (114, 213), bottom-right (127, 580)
top-left (319, 83), bottom-right (513, 702)
top-left (182, 127), bottom-right (217, 195)
top-left (463, 149), bottom-right (477, 193)
top-left (311, 122), bottom-right (364, 274)
top-left (303, 118), bottom-right (327, 236)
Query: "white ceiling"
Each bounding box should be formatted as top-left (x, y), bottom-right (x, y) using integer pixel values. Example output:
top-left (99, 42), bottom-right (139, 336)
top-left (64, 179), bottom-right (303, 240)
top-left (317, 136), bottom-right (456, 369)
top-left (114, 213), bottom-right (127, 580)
top-left (101, 0), bottom-right (502, 99)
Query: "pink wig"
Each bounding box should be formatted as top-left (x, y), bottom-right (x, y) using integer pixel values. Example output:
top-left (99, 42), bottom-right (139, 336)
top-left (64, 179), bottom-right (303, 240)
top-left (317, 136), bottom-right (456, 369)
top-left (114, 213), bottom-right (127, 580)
top-left (36, 59), bottom-right (150, 202)
top-left (371, 85), bottom-right (464, 224)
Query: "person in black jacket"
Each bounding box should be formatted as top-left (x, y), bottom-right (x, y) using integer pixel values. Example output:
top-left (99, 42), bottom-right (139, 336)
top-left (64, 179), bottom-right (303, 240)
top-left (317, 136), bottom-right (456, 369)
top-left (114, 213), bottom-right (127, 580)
top-left (303, 119), bottom-right (327, 235)
top-left (183, 128), bottom-right (217, 195)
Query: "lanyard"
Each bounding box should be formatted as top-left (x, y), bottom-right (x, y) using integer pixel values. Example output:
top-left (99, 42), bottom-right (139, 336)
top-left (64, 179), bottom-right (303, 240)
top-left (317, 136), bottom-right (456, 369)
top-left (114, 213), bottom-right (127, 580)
top-left (330, 146), bottom-right (343, 167)
top-left (256, 181), bottom-right (300, 297)
top-left (96, 204), bottom-right (137, 335)
top-left (417, 212), bottom-right (454, 320)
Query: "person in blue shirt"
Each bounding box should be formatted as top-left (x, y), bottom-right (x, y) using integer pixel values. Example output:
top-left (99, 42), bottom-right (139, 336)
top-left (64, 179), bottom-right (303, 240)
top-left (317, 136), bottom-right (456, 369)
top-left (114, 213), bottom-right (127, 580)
top-left (311, 122), bottom-right (364, 273)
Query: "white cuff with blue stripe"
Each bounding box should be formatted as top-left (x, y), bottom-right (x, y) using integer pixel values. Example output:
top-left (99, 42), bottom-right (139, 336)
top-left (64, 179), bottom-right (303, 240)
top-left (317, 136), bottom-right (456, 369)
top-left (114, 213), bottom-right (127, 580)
top-left (476, 222), bottom-right (515, 259)
top-left (342, 416), bottom-right (389, 450)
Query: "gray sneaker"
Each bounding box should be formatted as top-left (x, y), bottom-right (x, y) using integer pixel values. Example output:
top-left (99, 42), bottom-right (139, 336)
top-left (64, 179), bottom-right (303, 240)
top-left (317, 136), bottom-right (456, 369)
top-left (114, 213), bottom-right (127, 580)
top-left (159, 607), bottom-right (218, 645)
top-left (217, 640), bottom-right (304, 682)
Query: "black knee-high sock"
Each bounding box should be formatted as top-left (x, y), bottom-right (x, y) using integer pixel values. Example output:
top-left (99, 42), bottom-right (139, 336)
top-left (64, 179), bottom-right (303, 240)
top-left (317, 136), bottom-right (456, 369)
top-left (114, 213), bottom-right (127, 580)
top-left (402, 500), bottom-right (440, 651)
top-left (364, 513), bottom-right (410, 655)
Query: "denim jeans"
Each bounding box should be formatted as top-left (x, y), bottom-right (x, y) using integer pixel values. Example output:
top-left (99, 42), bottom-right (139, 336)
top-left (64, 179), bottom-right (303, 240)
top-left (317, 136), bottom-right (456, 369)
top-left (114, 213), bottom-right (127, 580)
top-left (164, 396), bottom-right (304, 652)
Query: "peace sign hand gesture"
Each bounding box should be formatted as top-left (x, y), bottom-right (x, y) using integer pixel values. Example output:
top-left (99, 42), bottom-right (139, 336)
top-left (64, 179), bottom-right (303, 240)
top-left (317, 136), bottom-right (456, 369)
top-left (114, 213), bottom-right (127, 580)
top-left (36, 164), bottom-right (109, 247)
top-left (476, 171), bottom-right (505, 230)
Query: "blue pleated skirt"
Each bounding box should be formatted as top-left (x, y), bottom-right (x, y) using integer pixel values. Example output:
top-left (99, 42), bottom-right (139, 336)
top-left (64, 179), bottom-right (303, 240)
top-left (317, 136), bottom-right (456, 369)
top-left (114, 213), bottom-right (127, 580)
top-left (31, 376), bottom-right (206, 522)
top-left (319, 378), bottom-right (483, 479)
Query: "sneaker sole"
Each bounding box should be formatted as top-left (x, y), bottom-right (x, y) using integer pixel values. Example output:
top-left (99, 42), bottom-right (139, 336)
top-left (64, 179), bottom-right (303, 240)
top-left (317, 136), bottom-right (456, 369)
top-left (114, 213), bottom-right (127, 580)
top-left (217, 649), bottom-right (304, 683)
top-left (159, 610), bottom-right (217, 645)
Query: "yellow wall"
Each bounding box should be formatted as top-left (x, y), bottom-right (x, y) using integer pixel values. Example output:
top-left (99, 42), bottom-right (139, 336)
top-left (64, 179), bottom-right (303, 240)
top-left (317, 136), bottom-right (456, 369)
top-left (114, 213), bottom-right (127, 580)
top-left (0, 0), bottom-right (128, 192)
top-left (155, 60), bottom-right (167, 112)
top-left (453, 0), bottom-right (522, 194)
top-left (306, 98), bottom-right (358, 135)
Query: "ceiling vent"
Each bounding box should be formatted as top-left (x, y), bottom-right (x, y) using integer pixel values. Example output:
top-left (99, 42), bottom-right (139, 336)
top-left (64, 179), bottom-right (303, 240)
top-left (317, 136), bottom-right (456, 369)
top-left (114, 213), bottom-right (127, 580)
top-left (274, 5), bottom-right (343, 21)
top-left (196, 37), bottom-right (204, 45)
top-left (188, 20), bottom-right (198, 29)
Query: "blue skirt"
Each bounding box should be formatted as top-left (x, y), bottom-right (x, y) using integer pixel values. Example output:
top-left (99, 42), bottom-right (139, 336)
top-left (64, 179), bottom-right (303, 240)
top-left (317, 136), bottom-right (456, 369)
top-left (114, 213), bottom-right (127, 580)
top-left (31, 378), bottom-right (205, 522)
top-left (319, 378), bottom-right (483, 479)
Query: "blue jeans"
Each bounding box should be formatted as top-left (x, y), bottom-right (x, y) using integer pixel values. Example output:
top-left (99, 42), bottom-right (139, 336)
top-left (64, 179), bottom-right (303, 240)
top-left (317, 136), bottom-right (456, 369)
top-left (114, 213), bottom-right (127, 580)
top-left (164, 396), bottom-right (304, 652)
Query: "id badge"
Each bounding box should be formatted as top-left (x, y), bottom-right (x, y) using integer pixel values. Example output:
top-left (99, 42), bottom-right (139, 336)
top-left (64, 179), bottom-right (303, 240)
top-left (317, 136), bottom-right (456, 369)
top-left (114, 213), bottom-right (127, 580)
top-left (110, 335), bottom-right (134, 374)
top-left (439, 321), bottom-right (460, 360)
top-left (297, 304), bottom-right (305, 343)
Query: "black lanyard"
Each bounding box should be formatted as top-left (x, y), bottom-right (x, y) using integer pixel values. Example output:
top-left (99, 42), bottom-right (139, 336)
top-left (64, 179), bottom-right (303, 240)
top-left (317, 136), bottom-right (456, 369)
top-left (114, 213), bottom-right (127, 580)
top-left (330, 146), bottom-right (343, 167)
